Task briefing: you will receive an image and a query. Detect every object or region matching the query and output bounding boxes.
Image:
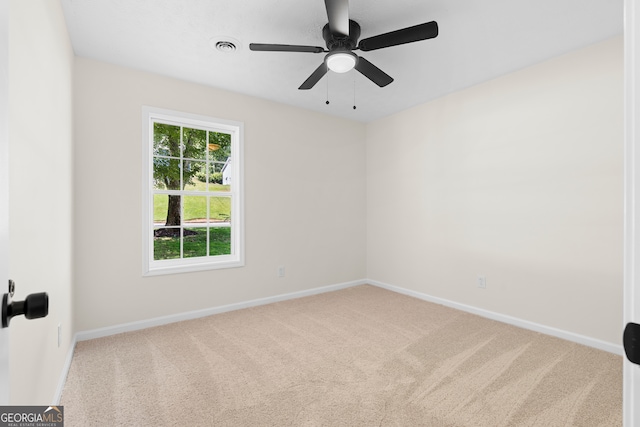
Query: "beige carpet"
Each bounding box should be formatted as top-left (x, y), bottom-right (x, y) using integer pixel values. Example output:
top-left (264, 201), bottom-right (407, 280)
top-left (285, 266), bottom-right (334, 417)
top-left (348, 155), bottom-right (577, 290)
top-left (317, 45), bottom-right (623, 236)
top-left (61, 285), bottom-right (622, 426)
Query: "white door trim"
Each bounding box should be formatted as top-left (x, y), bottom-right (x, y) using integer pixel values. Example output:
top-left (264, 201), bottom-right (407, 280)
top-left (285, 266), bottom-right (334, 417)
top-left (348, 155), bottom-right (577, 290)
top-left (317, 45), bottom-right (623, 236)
top-left (624, 0), bottom-right (640, 425)
top-left (0, 0), bottom-right (10, 405)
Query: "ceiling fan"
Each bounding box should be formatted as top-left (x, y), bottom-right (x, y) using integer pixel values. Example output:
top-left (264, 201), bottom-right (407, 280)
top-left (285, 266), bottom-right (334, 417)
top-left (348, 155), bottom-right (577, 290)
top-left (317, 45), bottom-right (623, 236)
top-left (249, 0), bottom-right (438, 90)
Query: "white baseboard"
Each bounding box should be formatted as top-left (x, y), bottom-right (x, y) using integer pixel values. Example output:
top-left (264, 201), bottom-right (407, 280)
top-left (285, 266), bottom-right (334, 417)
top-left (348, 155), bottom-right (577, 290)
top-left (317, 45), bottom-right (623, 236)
top-left (76, 279), bottom-right (367, 342)
top-left (53, 334), bottom-right (77, 405)
top-left (368, 279), bottom-right (623, 356)
top-left (73, 277), bottom-right (622, 352)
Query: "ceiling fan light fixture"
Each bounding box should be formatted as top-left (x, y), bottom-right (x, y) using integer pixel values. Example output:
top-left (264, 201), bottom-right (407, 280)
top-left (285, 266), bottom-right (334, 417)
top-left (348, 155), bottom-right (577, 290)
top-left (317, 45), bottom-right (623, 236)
top-left (326, 52), bottom-right (357, 73)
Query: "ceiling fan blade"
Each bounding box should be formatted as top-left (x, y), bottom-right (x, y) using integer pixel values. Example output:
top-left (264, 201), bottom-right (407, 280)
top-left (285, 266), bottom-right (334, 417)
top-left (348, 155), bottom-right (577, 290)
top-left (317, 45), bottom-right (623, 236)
top-left (250, 43), bottom-right (325, 53)
top-left (299, 63), bottom-right (328, 90)
top-left (324, 0), bottom-right (350, 37)
top-left (355, 56), bottom-right (393, 87)
top-left (358, 21), bottom-right (438, 52)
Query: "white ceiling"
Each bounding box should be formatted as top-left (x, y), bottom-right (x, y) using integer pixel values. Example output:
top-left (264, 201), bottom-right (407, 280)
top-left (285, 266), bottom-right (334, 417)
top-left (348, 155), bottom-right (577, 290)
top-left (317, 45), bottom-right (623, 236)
top-left (60, 0), bottom-right (623, 122)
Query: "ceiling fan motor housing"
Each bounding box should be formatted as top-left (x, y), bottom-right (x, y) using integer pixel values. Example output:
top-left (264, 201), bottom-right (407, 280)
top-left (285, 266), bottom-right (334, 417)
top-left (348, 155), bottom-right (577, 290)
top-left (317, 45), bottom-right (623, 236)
top-left (322, 20), bottom-right (361, 51)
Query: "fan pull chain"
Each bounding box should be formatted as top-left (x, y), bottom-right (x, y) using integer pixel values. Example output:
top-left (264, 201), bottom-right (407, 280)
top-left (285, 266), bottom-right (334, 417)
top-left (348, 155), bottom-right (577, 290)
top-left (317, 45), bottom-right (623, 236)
top-left (353, 74), bottom-right (357, 110)
top-left (326, 74), bottom-right (330, 105)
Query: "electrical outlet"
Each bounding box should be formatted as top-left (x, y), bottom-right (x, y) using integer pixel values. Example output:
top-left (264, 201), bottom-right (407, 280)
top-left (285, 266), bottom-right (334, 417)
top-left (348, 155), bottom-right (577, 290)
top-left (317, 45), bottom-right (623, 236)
top-left (477, 276), bottom-right (487, 289)
top-left (57, 323), bottom-right (62, 348)
top-left (277, 266), bottom-right (285, 277)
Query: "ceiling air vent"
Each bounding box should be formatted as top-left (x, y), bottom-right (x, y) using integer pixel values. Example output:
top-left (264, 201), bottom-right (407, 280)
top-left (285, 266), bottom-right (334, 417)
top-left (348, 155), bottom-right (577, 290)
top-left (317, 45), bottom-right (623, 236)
top-left (215, 41), bottom-right (237, 52)
top-left (210, 36), bottom-right (241, 53)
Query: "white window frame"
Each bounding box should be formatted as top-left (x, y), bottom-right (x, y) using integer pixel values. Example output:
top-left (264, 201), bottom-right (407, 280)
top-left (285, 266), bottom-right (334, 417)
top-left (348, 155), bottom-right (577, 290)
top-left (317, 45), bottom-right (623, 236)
top-left (142, 106), bottom-right (244, 276)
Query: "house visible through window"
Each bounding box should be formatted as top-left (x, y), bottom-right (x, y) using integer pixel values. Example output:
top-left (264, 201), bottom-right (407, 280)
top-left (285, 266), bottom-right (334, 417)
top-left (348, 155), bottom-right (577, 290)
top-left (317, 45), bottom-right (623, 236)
top-left (142, 107), bottom-right (244, 275)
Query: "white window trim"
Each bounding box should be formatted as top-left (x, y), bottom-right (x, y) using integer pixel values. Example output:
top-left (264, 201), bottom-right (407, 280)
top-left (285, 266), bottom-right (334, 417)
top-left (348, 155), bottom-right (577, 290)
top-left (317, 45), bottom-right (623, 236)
top-left (142, 106), bottom-right (244, 276)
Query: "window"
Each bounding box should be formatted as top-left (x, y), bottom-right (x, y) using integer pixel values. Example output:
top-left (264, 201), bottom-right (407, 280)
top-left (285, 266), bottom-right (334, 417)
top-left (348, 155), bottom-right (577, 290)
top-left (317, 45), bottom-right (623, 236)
top-left (142, 107), bottom-right (244, 275)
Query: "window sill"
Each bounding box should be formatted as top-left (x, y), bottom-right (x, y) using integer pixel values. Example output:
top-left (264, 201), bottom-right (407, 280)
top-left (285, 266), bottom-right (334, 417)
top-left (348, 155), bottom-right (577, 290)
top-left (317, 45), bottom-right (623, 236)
top-left (143, 257), bottom-right (244, 277)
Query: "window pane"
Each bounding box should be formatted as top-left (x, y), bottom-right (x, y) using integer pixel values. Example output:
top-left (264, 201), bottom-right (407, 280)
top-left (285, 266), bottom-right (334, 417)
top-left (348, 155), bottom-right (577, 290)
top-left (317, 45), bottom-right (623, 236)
top-left (183, 127), bottom-right (207, 160)
top-left (183, 160), bottom-right (206, 191)
top-left (183, 228), bottom-right (207, 258)
top-left (209, 132), bottom-right (232, 192)
top-left (153, 194), bottom-right (169, 225)
top-left (208, 131), bottom-right (231, 160)
top-left (155, 194), bottom-right (182, 227)
top-left (207, 162), bottom-right (230, 192)
top-left (210, 227), bottom-right (231, 256)
top-left (209, 196), bottom-right (231, 223)
top-left (153, 227), bottom-right (181, 260)
top-left (153, 123), bottom-right (180, 157)
top-left (153, 158), bottom-right (180, 190)
top-left (184, 196), bottom-right (207, 225)
top-left (205, 163), bottom-right (228, 192)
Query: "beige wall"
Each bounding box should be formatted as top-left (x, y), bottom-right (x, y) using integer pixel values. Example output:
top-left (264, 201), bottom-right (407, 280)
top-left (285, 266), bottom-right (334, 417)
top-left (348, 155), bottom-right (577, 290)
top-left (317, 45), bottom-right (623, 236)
top-left (8, 0), bottom-right (74, 404)
top-left (73, 58), bottom-right (367, 331)
top-left (366, 36), bottom-right (624, 345)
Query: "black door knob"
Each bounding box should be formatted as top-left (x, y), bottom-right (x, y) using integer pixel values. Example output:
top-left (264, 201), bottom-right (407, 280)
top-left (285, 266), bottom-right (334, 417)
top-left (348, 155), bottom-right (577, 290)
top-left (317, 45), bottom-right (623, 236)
top-left (624, 322), bottom-right (640, 365)
top-left (1, 292), bottom-right (49, 328)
